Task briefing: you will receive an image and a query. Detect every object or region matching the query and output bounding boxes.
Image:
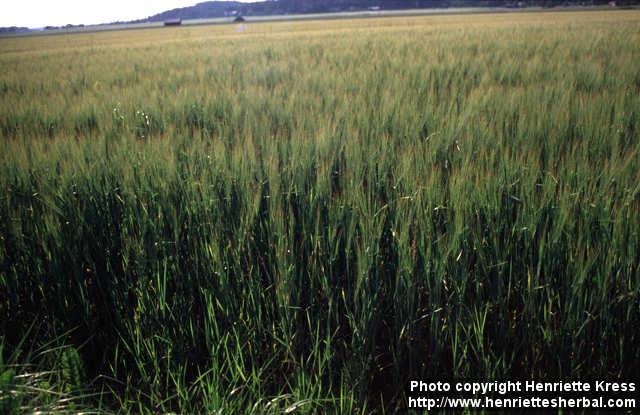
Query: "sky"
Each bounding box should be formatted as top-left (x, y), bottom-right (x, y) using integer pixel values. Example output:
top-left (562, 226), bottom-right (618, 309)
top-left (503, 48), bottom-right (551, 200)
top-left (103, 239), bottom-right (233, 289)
top-left (1, 0), bottom-right (254, 28)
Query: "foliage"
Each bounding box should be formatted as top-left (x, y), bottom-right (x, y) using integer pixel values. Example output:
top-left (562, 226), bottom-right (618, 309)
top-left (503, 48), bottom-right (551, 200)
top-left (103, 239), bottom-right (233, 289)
top-left (1, 10), bottom-right (639, 413)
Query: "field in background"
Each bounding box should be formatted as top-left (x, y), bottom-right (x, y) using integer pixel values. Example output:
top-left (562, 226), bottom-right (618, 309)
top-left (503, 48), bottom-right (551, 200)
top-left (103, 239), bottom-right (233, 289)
top-left (2, 7), bottom-right (629, 38)
top-left (1, 10), bottom-right (639, 413)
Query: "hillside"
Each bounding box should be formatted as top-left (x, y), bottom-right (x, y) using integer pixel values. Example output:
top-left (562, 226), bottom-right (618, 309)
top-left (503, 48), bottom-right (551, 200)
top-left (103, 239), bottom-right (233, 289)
top-left (143, 0), bottom-right (639, 22)
top-left (146, 1), bottom-right (248, 22)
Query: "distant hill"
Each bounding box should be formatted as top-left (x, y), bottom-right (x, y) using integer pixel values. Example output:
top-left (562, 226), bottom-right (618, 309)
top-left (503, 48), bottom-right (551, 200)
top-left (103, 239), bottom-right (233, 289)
top-left (140, 0), bottom-right (639, 22)
top-left (144, 1), bottom-right (248, 22)
top-left (0, 26), bottom-right (30, 34)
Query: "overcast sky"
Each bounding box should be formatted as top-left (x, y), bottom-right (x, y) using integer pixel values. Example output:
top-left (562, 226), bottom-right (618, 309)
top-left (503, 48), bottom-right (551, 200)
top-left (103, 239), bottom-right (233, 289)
top-left (2, 1), bottom-right (254, 28)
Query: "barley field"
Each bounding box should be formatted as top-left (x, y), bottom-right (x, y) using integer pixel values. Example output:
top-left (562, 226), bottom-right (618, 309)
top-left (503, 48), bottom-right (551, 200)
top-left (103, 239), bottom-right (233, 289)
top-left (1, 10), bottom-right (639, 413)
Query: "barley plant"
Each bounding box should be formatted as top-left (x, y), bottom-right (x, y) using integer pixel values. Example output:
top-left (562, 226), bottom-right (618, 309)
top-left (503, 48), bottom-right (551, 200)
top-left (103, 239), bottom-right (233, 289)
top-left (1, 10), bottom-right (639, 413)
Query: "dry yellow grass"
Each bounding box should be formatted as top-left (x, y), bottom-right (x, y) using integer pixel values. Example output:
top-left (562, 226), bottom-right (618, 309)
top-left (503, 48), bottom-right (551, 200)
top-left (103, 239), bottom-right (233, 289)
top-left (1, 10), bottom-right (638, 55)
